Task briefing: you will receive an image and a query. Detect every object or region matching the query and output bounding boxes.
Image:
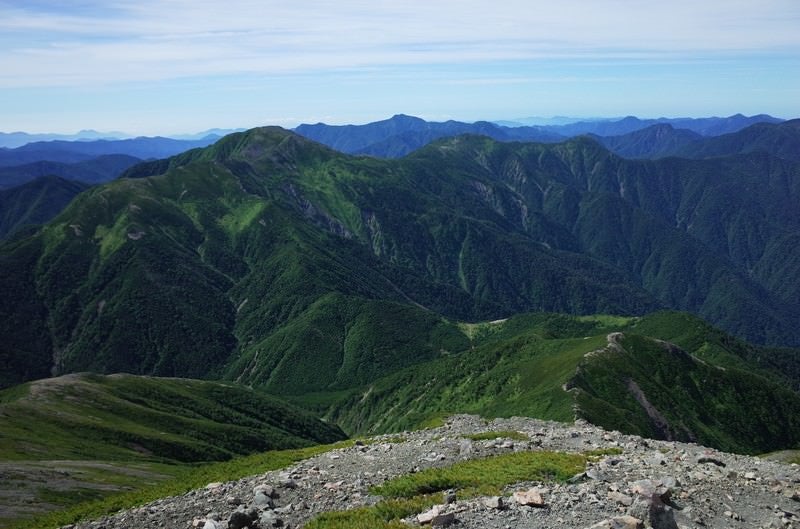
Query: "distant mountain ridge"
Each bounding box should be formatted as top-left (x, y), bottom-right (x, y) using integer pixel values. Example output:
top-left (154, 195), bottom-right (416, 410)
top-left (545, 113), bottom-right (783, 137)
top-left (294, 114), bottom-right (565, 157)
top-left (0, 129), bottom-right (242, 149)
top-left (295, 113), bottom-right (785, 158)
top-left (0, 135), bottom-right (220, 167)
top-left (594, 119), bottom-right (800, 161)
top-left (0, 130), bottom-right (128, 149)
top-left (0, 154), bottom-right (141, 190)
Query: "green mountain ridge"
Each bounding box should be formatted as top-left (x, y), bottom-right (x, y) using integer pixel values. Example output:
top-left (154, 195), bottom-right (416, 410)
top-left (320, 310), bottom-right (800, 455)
top-left (2, 127), bottom-right (800, 396)
top-left (0, 372), bottom-right (344, 463)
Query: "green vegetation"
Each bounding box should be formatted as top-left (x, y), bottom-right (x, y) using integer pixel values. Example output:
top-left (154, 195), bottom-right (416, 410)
top-left (8, 441), bottom-right (350, 529)
top-left (305, 495), bottom-right (442, 529)
top-left (372, 451), bottom-right (585, 498)
top-left (0, 177), bottom-right (91, 239)
top-left (5, 126), bottom-right (800, 394)
top-left (2, 126), bottom-right (800, 526)
top-left (570, 333), bottom-right (800, 454)
top-left (326, 314), bottom-right (617, 434)
top-left (322, 311), bottom-right (800, 455)
top-left (0, 373), bottom-right (344, 527)
top-left (585, 447), bottom-right (624, 459)
top-left (307, 450), bottom-right (586, 529)
top-left (0, 127), bottom-right (799, 460)
top-left (0, 373), bottom-right (344, 463)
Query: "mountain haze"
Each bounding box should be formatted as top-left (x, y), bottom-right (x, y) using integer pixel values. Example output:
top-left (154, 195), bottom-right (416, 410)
top-left (294, 114), bottom-right (565, 157)
top-left (295, 114), bottom-right (784, 159)
top-left (0, 154), bottom-right (141, 190)
top-left (0, 136), bottom-right (219, 167)
top-left (594, 119), bottom-right (800, 161)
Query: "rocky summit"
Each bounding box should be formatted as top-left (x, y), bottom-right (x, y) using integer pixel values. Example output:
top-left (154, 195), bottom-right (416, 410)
top-left (64, 415), bottom-right (800, 529)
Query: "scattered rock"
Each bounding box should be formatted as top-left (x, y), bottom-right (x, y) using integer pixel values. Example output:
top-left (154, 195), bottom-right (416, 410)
top-left (431, 511), bottom-right (455, 526)
top-left (253, 491), bottom-right (273, 509)
top-left (253, 484), bottom-right (277, 498)
top-left (225, 495), bottom-right (243, 506)
top-left (513, 487), bottom-right (546, 507)
top-left (258, 510), bottom-right (283, 527)
top-left (607, 491), bottom-right (633, 507)
top-left (418, 506), bottom-right (443, 524)
top-left (696, 456), bottom-right (726, 467)
top-left (587, 515), bottom-right (643, 529)
top-left (227, 510), bottom-right (252, 529)
top-left (483, 496), bottom-right (503, 509)
top-left (63, 415), bottom-right (800, 529)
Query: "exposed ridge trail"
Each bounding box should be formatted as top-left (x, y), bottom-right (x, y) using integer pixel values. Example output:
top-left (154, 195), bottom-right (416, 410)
top-left (67, 415), bottom-right (799, 529)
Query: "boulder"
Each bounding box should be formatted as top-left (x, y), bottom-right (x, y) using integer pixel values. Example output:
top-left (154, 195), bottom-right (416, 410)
top-left (513, 487), bottom-right (546, 507)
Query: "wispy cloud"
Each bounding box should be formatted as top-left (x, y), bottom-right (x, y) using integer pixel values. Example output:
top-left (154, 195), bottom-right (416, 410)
top-left (1, 0), bottom-right (799, 87)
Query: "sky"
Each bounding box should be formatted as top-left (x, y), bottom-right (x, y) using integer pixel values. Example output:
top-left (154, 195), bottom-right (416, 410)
top-left (1, 0), bottom-right (799, 135)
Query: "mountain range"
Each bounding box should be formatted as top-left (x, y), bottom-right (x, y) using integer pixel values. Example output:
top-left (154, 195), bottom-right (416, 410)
top-left (2, 121), bottom-right (800, 529)
top-left (593, 119), bottom-right (800, 161)
top-left (1, 126), bottom-right (798, 387)
top-left (0, 129), bottom-right (245, 149)
top-left (294, 113), bottom-right (785, 158)
top-left (495, 113), bottom-right (783, 133)
top-left (0, 154), bottom-right (142, 190)
top-left (0, 136), bottom-right (219, 167)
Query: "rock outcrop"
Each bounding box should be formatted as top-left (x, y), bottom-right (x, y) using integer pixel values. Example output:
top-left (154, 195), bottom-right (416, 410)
top-left (67, 415), bottom-right (799, 529)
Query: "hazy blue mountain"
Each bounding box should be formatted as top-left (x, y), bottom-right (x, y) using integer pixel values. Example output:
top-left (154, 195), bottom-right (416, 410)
top-left (495, 116), bottom-right (612, 127)
top-left (295, 114), bottom-right (784, 159)
top-left (167, 128), bottom-right (245, 140)
top-left (0, 176), bottom-right (91, 239)
top-left (595, 119), bottom-right (800, 161)
top-left (549, 114), bottom-right (783, 137)
top-left (676, 119), bottom-right (800, 162)
top-left (0, 135), bottom-right (220, 167)
top-left (0, 130), bottom-right (129, 149)
top-left (294, 114), bottom-right (564, 157)
top-left (0, 154), bottom-right (141, 190)
top-left (592, 124), bottom-right (703, 159)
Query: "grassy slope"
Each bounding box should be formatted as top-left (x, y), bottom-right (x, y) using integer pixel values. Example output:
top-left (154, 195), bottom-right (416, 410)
top-left (0, 373), bottom-right (345, 527)
top-left (319, 311), bottom-right (800, 454)
top-left (0, 373), bottom-right (344, 463)
top-left (571, 333), bottom-right (800, 454)
top-left (6, 441), bottom-right (351, 529)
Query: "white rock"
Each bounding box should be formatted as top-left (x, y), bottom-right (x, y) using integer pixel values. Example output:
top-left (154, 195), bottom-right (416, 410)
top-left (513, 487), bottom-right (546, 507)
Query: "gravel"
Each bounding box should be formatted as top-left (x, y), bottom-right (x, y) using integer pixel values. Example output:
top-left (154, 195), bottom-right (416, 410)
top-left (67, 415), bottom-right (800, 529)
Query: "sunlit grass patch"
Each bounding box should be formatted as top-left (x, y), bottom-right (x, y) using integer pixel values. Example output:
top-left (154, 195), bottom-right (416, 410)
top-left (372, 450), bottom-right (585, 498)
top-left (305, 494), bottom-right (443, 529)
top-left (307, 450), bottom-right (587, 529)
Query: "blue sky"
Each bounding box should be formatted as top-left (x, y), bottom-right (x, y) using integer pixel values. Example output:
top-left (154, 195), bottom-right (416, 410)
top-left (1, 0), bottom-right (799, 134)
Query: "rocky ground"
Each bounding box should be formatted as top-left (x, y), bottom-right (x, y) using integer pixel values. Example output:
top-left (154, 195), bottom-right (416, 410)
top-left (65, 415), bottom-right (799, 529)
